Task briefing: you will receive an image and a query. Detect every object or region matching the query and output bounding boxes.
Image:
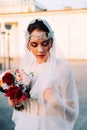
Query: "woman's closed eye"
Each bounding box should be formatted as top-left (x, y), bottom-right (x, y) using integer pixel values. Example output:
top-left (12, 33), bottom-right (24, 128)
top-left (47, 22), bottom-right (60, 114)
top-left (30, 42), bottom-right (38, 47)
top-left (30, 39), bottom-right (50, 48)
top-left (41, 41), bottom-right (50, 47)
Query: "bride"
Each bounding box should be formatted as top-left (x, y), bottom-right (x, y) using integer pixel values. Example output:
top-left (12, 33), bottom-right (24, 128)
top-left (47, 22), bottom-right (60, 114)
top-left (8, 18), bottom-right (79, 130)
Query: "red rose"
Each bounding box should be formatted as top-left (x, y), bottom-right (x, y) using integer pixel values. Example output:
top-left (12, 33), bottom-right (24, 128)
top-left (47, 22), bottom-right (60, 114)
top-left (2, 72), bottom-right (15, 86)
top-left (5, 86), bottom-right (27, 101)
top-left (20, 94), bottom-right (27, 102)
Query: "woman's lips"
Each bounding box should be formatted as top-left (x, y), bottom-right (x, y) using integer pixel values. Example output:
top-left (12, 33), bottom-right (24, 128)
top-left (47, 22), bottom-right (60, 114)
top-left (37, 54), bottom-right (45, 58)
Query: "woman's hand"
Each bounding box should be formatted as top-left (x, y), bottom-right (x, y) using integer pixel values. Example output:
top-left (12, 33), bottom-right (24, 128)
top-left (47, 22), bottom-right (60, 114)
top-left (8, 98), bottom-right (26, 111)
top-left (8, 98), bottom-right (20, 107)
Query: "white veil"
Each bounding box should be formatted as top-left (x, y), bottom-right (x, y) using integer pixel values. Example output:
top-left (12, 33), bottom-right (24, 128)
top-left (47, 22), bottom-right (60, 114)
top-left (19, 19), bottom-right (58, 98)
top-left (13, 19), bottom-right (79, 130)
top-left (19, 18), bottom-right (78, 102)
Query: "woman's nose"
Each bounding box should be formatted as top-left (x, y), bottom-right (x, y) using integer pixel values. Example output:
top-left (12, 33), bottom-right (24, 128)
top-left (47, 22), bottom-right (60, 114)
top-left (37, 45), bottom-right (44, 52)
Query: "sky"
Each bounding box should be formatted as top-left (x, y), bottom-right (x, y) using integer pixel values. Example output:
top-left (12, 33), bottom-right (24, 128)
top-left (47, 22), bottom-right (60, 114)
top-left (36, 0), bottom-right (87, 10)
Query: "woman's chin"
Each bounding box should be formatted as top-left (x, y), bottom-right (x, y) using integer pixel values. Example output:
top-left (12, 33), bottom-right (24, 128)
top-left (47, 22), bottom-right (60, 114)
top-left (37, 56), bottom-right (48, 64)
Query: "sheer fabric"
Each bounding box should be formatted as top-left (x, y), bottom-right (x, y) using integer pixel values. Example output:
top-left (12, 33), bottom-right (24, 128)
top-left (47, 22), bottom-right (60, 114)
top-left (0, 19), bottom-right (79, 130)
top-left (12, 53), bottom-right (79, 130)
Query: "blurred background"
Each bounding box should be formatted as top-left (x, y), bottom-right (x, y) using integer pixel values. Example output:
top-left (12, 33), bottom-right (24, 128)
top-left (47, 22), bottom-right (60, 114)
top-left (0, 0), bottom-right (87, 70)
top-left (0, 0), bottom-right (87, 130)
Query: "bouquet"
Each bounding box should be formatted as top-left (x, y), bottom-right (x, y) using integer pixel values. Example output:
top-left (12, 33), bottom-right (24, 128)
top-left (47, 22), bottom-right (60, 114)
top-left (0, 69), bottom-right (33, 111)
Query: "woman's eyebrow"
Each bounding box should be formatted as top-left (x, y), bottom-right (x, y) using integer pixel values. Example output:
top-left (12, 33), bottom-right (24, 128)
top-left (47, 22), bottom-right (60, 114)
top-left (42, 39), bottom-right (49, 43)
top-left (30, 41), bottom-right (38, 44)
top-left (30, 39), bottom-right (49, 44)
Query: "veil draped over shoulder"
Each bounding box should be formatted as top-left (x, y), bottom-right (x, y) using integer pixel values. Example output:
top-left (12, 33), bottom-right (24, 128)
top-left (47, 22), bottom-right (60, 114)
top-left (13, 19), bottom-right (79, 130)
top-left (19, 19), bottom-right (66, 98)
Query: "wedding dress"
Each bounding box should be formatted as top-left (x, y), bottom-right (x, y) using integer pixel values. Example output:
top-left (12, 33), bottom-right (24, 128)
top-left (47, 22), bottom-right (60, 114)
top-left (3, 18), bottom-right (78, 130)
top-left (12, 52), bottom-right (79, 130)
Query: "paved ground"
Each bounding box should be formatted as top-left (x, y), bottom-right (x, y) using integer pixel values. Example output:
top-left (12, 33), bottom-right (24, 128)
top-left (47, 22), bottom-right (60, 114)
top-left (0, 60), bottom-right (87, 130)
top-left (69, 61), bottom-right (87, 130)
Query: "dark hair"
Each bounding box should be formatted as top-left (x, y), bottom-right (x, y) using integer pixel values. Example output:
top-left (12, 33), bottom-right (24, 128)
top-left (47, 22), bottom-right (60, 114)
top-left (27, 19), bottom-right (50, 34)
top-left (27, 19), bottom-right (53, 47)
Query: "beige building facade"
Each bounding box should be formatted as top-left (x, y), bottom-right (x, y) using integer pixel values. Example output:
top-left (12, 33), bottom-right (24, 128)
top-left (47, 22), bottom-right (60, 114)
top-left (0, 2), bottom-right (87, 69)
